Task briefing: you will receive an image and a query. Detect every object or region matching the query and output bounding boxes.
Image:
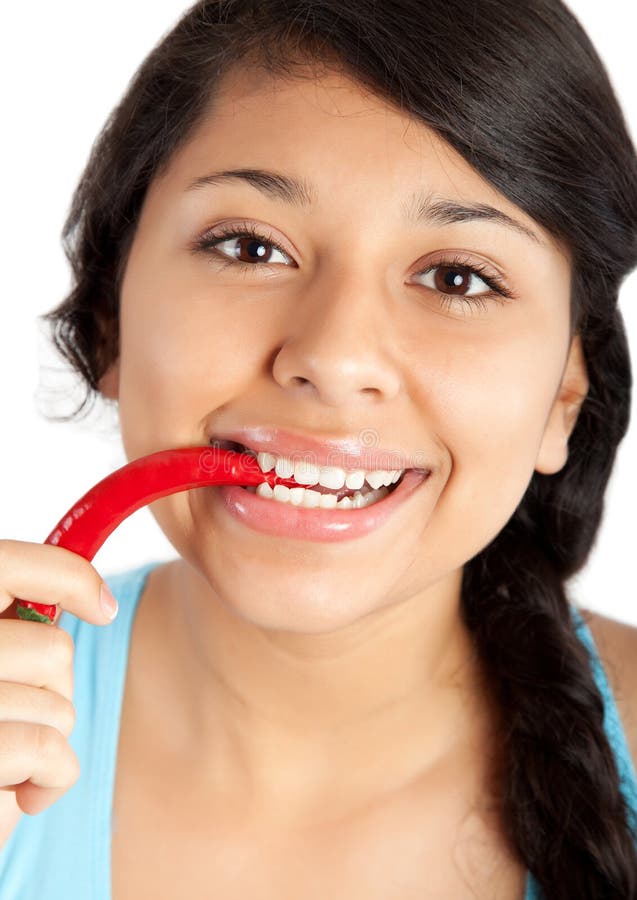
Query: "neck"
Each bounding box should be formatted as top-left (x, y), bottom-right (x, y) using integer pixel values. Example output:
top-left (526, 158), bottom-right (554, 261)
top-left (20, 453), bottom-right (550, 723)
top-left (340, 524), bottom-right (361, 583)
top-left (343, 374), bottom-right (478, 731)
top-left (134, 560), bottom-right (492, 824)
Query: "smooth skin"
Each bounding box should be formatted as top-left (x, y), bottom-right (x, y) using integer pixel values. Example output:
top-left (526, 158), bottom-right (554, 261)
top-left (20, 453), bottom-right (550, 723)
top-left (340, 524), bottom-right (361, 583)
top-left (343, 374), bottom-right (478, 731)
top-left (1, 63), bottom-right (636, 898)
top-left (0, 541), bottom-right (117, 843)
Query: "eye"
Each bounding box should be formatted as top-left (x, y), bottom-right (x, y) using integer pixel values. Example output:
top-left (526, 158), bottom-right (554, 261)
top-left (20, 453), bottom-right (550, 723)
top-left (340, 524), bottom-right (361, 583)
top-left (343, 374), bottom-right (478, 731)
top-left (411, 256), bottom-right (515, 313)
top-left (194, 223), bottom-right (294, 269)
top-left (419, 265), bottom-right (488, 295)
top-left (414, 262), bottom-right (501, 297)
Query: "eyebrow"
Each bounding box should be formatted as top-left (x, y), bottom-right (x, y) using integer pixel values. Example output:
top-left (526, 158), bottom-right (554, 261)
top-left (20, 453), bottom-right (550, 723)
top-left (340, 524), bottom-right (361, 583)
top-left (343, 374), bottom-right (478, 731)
top-left (187, 168), bottom-right (544, 245)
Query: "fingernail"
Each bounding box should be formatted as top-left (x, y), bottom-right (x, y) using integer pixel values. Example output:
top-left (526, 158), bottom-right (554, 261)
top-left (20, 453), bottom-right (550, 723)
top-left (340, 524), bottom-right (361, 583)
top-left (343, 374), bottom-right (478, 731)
top-left (100, 584), bottom-right (119, 620)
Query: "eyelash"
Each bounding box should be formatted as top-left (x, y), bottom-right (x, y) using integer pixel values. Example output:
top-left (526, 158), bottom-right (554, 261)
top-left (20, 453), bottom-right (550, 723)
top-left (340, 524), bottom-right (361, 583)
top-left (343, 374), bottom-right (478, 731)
top-left (430, 254), bottom-right (515, 313)
top-left (193, 224), bottom-right (516, 311)
top-left (195, 223), bottom-right (288, 272)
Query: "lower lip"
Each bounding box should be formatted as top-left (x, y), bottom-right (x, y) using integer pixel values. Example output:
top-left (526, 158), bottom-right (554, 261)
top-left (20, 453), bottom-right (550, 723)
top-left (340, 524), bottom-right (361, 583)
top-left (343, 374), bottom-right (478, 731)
top-left (213, 469), bottom-right (430, 542)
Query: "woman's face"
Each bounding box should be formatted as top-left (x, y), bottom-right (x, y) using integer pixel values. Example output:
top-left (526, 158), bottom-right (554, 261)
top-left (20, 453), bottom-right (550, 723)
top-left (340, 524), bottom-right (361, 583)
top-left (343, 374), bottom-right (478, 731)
top-left (110, 65), bottom-right (586, 633)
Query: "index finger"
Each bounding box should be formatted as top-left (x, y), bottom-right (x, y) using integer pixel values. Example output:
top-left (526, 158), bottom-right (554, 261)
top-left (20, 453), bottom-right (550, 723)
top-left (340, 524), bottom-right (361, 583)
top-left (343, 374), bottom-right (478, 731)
top-left (0, 540), bottom-right (117, 626)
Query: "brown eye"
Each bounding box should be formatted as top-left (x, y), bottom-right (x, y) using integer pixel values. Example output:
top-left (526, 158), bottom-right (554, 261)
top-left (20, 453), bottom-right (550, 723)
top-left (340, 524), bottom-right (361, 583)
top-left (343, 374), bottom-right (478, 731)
top-left (433, 266), bottom-right (475, 295)
top-left (413, 261), bottom-right (498, 299)
top-left (202, 229), bottom-right (292, 267)
top-left (231, 236), bottom-right (277, 264)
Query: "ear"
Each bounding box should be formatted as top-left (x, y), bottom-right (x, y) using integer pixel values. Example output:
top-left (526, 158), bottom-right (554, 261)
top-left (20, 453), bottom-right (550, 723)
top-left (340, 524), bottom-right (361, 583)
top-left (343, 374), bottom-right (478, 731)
top-left (98, 358), bottom-right (120, 402)
top-left (535, 335), bottom-right (589, 475)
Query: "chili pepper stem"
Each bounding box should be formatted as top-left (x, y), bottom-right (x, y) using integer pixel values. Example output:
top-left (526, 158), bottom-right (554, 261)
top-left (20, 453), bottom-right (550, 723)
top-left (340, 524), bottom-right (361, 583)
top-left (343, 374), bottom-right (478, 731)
top-left (16, 606), bottom-right (55, 624)
top-left (15, 447), bottom-right (297, 624)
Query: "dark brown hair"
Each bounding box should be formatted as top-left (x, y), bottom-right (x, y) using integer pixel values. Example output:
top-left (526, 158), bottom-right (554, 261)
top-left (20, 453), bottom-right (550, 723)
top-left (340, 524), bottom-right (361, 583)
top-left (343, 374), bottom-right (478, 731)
top-left (42, 1), bottom-right (637, 896)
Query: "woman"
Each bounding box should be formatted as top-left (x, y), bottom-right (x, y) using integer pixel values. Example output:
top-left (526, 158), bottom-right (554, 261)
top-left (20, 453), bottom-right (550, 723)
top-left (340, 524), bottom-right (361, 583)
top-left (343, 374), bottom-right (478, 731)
top-left (1, 1), bottom-right (636, 897)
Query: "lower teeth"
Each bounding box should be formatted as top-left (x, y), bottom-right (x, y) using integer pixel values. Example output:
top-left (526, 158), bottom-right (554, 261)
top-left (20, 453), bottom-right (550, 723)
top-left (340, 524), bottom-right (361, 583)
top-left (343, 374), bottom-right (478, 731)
top-left (247, 483), bottom-right (391, 510)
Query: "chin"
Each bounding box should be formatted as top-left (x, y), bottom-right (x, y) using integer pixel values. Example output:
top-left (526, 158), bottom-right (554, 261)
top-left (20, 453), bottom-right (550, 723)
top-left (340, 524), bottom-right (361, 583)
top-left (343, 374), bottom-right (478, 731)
top-left (208, 560), bottom-right (399, 634)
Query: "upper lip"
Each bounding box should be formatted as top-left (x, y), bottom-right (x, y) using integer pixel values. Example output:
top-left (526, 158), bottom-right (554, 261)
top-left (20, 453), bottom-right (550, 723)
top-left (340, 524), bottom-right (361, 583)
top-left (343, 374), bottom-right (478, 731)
top-left (206, 426), bottom-right (431, 472)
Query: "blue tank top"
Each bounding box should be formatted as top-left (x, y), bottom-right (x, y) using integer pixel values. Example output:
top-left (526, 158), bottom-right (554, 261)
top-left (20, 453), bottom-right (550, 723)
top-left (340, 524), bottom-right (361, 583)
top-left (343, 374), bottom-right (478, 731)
top-left (1, 560), bottom-right (636, 898)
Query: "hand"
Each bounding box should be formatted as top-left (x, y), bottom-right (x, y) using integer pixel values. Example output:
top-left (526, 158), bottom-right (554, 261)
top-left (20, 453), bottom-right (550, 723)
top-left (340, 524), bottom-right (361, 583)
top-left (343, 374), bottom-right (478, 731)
top-left (0, 539), bottom-right (117, 844)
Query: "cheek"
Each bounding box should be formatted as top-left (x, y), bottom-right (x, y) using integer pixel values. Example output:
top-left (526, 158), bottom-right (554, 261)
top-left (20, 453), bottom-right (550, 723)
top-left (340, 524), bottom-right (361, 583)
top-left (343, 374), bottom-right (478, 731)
top-left (401, 234), bottom-right (571, 457)
top-left (116, 247), bottom-right (284, 450)
top-left (407, 330), bottom-right (565, 550)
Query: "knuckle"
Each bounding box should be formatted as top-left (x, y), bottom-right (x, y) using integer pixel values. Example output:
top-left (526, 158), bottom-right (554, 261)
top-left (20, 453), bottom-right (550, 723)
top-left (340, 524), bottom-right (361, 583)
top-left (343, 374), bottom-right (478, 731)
top-left (33, 724), bottom-right (79, 787)
top-left (56, 697), bottom-right (76, 737)
top-left (34, 723), bottom-right (64, 763)
top-left (39, 690), bottom-right (76, 737)
top-left (54, 552), bottom-right (102, 615)
top-left (59, 551), bottom-right (96, 597)
top-left (0, 720), bottom-right (21, 759)
top-left (46, 628), bottom-right (75, 669)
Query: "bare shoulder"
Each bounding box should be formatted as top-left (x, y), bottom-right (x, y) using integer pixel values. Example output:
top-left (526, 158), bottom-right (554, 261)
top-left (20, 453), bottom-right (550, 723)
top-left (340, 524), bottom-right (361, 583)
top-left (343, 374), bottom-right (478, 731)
top-left (581, 608), bottom-right (637, 770)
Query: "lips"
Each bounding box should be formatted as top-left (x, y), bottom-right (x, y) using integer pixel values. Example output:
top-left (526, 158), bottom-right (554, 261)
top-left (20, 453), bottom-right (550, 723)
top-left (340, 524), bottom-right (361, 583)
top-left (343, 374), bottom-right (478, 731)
top-left (213, 466), bottom-right (431, 542)
top-left (207, 427), bottom-right (431, 474)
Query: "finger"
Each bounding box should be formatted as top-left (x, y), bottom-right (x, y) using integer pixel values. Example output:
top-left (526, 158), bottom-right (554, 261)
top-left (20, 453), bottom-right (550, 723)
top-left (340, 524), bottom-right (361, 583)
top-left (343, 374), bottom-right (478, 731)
top-left (0, 722), bottom-right (80, 795)
top-left (0, 623), bottom-right (74, 701)
top-left (14, 781), bottom-right (72, 817)
top-left (0, 682), bottom-right (76, 738)
top-left (0, 540), bottom-right (117, 625)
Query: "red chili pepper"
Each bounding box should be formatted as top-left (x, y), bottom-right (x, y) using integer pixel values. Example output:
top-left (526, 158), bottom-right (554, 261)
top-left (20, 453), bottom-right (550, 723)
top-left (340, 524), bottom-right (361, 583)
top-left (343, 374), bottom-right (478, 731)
top-left (16, 446), bottom-right (297, 624)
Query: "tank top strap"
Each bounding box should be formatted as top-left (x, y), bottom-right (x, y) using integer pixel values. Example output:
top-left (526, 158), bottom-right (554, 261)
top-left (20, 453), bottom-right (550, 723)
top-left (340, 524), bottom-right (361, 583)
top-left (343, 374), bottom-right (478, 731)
top-left (570, 606), bottom-right (637, 835)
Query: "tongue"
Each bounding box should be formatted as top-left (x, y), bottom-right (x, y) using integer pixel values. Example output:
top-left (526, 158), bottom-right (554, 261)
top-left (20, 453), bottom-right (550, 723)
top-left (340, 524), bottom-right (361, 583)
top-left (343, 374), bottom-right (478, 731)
top-left (305, 483), bottom-right (365, 499)
top-left (284, 480), bottom-right (383, 499)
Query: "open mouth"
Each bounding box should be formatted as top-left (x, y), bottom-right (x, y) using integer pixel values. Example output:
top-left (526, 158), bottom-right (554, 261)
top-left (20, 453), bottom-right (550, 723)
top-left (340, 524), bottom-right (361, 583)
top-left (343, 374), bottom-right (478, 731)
top-left (209, 438), bottom-right (408, 510)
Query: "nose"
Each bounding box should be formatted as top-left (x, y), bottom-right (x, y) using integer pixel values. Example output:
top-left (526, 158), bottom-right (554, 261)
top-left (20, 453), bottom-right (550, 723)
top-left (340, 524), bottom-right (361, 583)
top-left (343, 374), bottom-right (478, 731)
top-left (271, 268), bottom-right (402, 407)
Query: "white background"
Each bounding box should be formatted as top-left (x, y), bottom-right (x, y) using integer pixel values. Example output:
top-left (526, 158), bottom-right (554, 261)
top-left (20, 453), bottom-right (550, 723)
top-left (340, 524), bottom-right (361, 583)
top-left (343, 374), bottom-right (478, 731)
top-left (0, 2), bottom-right (635, 622)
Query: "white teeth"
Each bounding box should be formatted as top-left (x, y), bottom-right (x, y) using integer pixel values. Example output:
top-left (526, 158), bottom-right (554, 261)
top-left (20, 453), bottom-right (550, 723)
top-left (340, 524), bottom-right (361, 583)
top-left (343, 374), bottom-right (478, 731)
top-left (293, 460), bottom-right (320, 486)
top-left (255, 450), bottom-right (405, 491)
top-left (254, 483), bottom-right (390, 510)
top-left (357, 487), bottom-right (389, 506)
top-left (301, 489), bottom-right (321, 508)
top-left (318, 466), bottom-right (346, 490)
top-left (345, 469), bottom-right (366, 490)
top-left (257, 452), bottom-right (276, 473)
top-left (274, 457), bottom-right (295, 479)
top-left (365, 470), bottom-right (393, 490)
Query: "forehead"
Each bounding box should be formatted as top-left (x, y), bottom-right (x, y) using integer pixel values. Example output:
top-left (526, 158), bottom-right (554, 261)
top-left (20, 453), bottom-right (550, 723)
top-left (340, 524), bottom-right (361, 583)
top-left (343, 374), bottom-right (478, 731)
top-left (150, 63), bottom-right (561, 254)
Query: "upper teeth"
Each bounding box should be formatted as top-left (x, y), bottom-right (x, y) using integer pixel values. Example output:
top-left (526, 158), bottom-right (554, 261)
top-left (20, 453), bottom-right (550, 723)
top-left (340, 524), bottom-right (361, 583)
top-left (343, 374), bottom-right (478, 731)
top-left (257, 451), bottom-right (404, 490)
